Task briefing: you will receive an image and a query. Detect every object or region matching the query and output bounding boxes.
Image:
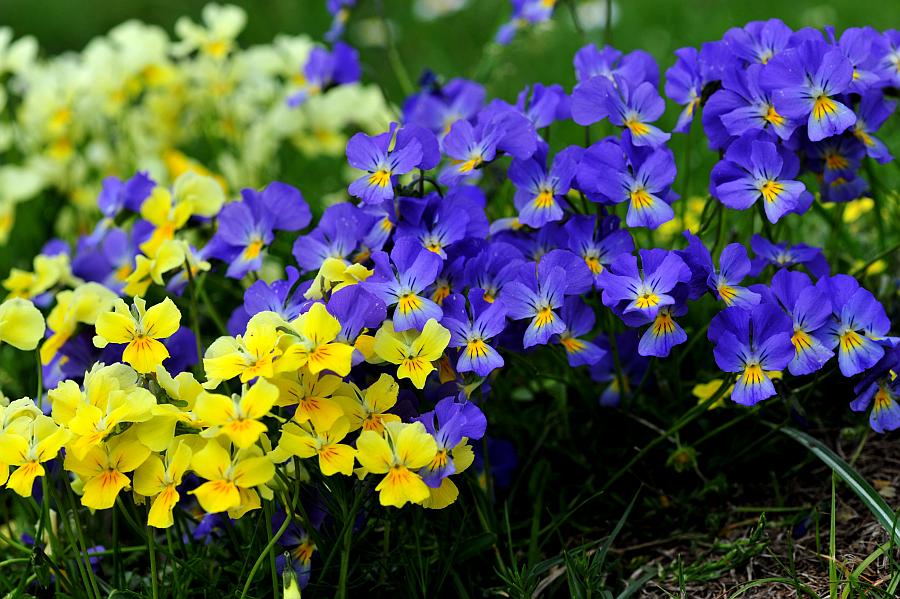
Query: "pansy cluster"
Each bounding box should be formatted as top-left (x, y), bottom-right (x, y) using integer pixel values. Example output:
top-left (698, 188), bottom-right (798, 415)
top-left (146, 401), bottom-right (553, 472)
top-left (0, 3), bottom-right (390, 244)
top-left (1, 13), bottom-right (900, 592)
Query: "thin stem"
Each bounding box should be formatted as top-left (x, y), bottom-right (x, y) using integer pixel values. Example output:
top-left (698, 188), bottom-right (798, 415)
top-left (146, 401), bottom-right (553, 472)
top-left (148, 523), bottom-right (159, 599)
top-left (336, 491), bottom-right (364, 599)
top-left (184, 258), bottom-right (204, 362)
top-left (239, 508), bottom-right (292, 599)
top-left (263, 501), bottom-right (279, 598)
top-left (35, 350), bottom-right (43, 408)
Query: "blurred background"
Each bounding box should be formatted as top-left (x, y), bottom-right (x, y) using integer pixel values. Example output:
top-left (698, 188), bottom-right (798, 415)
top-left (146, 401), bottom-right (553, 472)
top-left (5, 0), bottom-right (900, 105)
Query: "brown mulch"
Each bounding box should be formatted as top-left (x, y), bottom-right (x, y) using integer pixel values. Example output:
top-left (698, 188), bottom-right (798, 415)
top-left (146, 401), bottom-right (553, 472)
top-left (631, 433), bottom-right (900, 599)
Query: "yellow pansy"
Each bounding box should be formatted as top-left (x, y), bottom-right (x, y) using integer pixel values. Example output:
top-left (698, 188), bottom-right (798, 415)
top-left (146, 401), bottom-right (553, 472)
top-left (94, 297), bottom-right (182, 374)
top-left (373, 319), bottom-right (451, 389)
top-left (124, 239), bottom-right (186, 297)
top-left (334, 373), bottom-right (401, 433)
top-left (0, 298), bottom-right (45, 351)
top-left (64, 432), bottom-right (151, 510)
top-left (270, 369), bottom-right (346, 431)
top-left (194, 378), bottom-right (278, 449)
top-left (3, 252), bottom-right (75, 299)
top-left (355, 421), bottom-right (437, 508)
top-left (304, 258), bottom-right (374, 300)
top-left (65, 380), bottom-right (155, 460)
top-left (41, 283), bottom-right (118, 364)
top-left (133, 439), bottom-right (193, 528)
top-left (271, 304), bottom-right (355, 376)
top-left (0, 414), bottom-right (71, 497)
top-left (49, 362), bottom-right (141, 427)
top-left (203, 312), bottom-right (283, 387)
top-left (275, 417), bottom-right (356, 476)
top-left (188, 439), bottom-right (274, 515)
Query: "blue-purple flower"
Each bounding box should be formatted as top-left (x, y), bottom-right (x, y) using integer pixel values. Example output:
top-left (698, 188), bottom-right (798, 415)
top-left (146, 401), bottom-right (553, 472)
top-left (441, 290), bottom-right (507, 376)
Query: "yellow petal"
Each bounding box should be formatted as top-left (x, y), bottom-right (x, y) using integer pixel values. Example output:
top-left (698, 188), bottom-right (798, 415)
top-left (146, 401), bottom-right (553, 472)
top-left (143, 298), bottom-right (181, 339)
top-left (411, 319), bottom-right (451, 362)
top-left (278, 424), bottom-right (318, 459)
top-left (394, 422), bottom-right (437, 469)
top-left (0, 298), bottom-right (46, 351)
top-left (307, 342), bottom-right (354, 376)
top-left (148, 486), bottom-right (179, 528)
top-left (318, 443), bottom-right (355, 476)
top-left (194, 392), bottom-right (236, 427)
top-left (93, 301), bottom-right (137, 346)
top-left (421, 477), bottom-right (459, 510)
top-left (239, 379), bottom-right (278, 420)
top-left (355, 430), bottom-right (393, 474)
top-left (123, 336), bottom-right (170, 374)
top-left (190, 439), bottom-right (230, 481)
top-left (223, 419), bottom-right (268, 449)
top-left (373, 321), bottom-right (407, 364)
top-left (6, 462), bottom-right (44, 497)
top-left (190, 479), bottom-right (241, 513)
top-left (232, 456), bottom-right (275, 488)
top-left (375, 466), bottom-right (429, 508)
top-left (82, 469), bottom-right (131, 510)
top-left (295, 303), bottom-right (341, 345)
top-left (133, 454), bottom-right (167, 497)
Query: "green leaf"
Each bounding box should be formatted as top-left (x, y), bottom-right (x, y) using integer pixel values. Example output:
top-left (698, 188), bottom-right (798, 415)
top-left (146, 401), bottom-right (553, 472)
top-left (780, 427), bottom-right (900, 545)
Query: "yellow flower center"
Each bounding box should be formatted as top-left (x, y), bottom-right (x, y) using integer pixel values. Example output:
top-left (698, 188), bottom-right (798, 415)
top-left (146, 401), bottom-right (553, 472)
top-left (791, 329), bottom-right (812, 352)
top-left (652, 310), bottom-right (675, 335)
top-left (243, 239), bottom-right (264, 260)
top-left (635, 292), bottom-right (660, 309)
top-left (534, 306), bottom-right (555, 328)
top-left (763, 104), bottom-right (785, 127)
top-left (742, 362), bottom-right (764, 386)
top-left (397, 293), bottom-right (423, 315)
top-left (717, 283), bottom-right (737, 305)
top-left (465, 338), bottom-right (489, 359)
top-left (535, 189), bottom-right (555, 208)
top-left (630, 188), bottom-right (653, 210)
top-left (759, 180), bottom-right (784, 203)
top-left (368, 169), bottom-right (392, 188)
top-left (812, 95), bottom-right (837, 120)
top-left (625, 118), bottom-right (650, 137)
top-left (456, 156), bottom-right (483, 173)
top-left (840, 329), bottom-right (864, 352)
top-left (824, 151), bottom-right (849, 170)
top-left (560, 335), bottom-right (585, 354)
top-left (584, 256), bottom-right (603, 275)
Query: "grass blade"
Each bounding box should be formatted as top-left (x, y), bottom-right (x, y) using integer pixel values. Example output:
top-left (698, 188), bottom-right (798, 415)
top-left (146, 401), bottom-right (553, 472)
top-left (780, 427), bottom-right (900, 546)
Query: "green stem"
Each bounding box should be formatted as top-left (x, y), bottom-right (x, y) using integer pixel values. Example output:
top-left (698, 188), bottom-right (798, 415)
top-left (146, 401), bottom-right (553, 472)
top-left (336, 492), bottom-right (365, 599)
top-left (263, 501), bottom-right (279, 598)
top-left (148, 524), bottom-right (159, 599)
top-left (35, 350), bottom-right (43, 408)
top-left (849, 240), bottom-right (900, 278)
top-left (239, 508), bottom-right (292, 599)
top-left (185, 258), bottom-right (204, 362)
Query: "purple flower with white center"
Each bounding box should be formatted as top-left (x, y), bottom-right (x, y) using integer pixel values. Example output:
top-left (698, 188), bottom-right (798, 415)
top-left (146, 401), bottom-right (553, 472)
top-left (596, 249), bottom-right (690, 324)
top-left (749, 235), bottom-right (829, 278)
top-left (292, 203), bottom-right (377, 273)
top-left (572, 76), bottom-right (670, 147)
top-left (463, 241), bottom-right (526, 304)
top-left (680, 233), bottom-right (761, 307)
top-left (364, 237), bottom-right (443, 332)
top-left (851, 93), bottom-right (895, 164)
top-left (722, 19), bottom-right (792, 66)
top-left (439, 108), bottom-right (536, 185)
top-left (637, 286), bottom-right (689, 358)
top-left (574, 44), bottom-right (659, 88)
top-left (441, 290), bottom-right (507, 376)
top-left (556, 297), bottom-right (605, 367)
top-left (516, 83), bottom-right (569, 130)
top-left (564, 214), bottom-right (634, 288)
top-left (873, 30), bottom-right (900, 88)
top-left (495, 0), bottom-right (556, 45)
top-left (806, 134), bottom-right (865, 186)
top-left (508, 146), bottom-right (580, 228)
top-left (711, 132), bottom-right (809, 223)
top-left (829, 26), bottom-right (883, 94)
top-left (850, 345), bottom-right (900, 434)
top-left (97, 171), bottom-right (155, 219)
top-left (500, 262), bottom-right (567, 348)
top-left (709, 304), bottom-right (794, 406)
top-left (402, 78), bottom-right (485, 137)
top-left (577, 139), bottom-right (677, 229)
top-left (395, 192), bottom-right (474, 259)
top-left (208, 182), bottom-right (310, 279)
top-left (767, 268), bottom-right (834, 376)
top-left (287, 41), bottom-right (360, 107)
top-left (346, 123), bottom-right (424, 204)
top-left (705, 64), bottom-right (798, 147)
top-left (816, 274), bottom-right (891, 377)
top-left (415, 398), bottom-right (486, 487)
top-left (665, 47), bottom-right (704, 133)
top-left (325, 0), bottom-right (354, 42)
top-left (759, 40), bottom-right (857, 142)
